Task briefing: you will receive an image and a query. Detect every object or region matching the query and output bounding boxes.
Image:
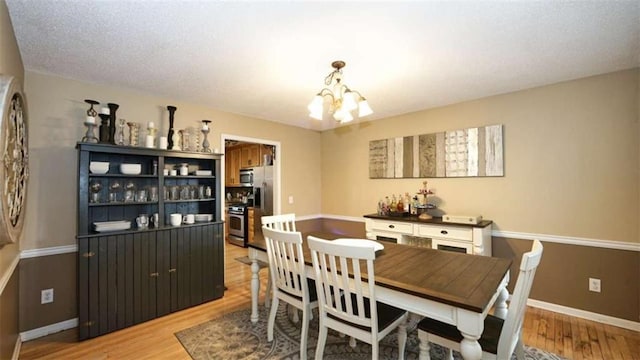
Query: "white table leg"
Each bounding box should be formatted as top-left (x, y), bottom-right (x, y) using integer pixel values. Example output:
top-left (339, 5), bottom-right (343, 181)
top-left (493, 286), bottom-right (509, 320)
top-left (459, 332), bottom-right (482, 360)
top-left (457, 310), bottom-right (484, 360)
top-left (251, 258), bottom-right (260, 323)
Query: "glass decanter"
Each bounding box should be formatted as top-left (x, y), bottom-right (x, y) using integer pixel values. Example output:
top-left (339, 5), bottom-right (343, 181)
top-left (114, 119), bottom-right (126, 146)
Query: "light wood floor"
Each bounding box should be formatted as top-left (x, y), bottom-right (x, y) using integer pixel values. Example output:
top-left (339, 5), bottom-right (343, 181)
top-left (19, 244), bottom-right (639, 360)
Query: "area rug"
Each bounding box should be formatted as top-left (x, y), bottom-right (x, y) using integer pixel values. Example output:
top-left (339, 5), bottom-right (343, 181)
top-left (175, 304), bottom-right (566, 360)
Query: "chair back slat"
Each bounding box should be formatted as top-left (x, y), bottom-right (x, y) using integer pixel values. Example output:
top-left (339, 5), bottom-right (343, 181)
top-left (261, 213), bottom-right (296, 231)
top-left (262, 226), bottom-right (307, 298)
top-left (308, 236), bottom-right (378, 330)
top-left (497, 239), bottom-right (544, 359)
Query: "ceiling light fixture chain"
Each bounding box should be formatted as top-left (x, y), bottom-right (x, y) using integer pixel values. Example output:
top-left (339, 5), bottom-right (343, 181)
top-left (308, 60), bottom-right (373, 123)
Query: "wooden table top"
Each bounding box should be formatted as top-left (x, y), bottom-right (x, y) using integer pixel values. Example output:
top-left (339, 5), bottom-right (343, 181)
top-left (248, 232), bottom-right (512, 313)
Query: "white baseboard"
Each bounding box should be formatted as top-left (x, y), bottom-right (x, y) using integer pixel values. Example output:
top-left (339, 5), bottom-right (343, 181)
top-left (527, 299), bottom-right (640, 332)
top-left (20, 245), bottom-right (77, 259)
top-left (12, 336), bottom-right (21, 360)
top-left (20, 318), bottom-right (78, 342)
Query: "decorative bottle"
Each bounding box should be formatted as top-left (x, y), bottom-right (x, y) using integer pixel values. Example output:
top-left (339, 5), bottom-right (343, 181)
top-left (396, 194), bottom-right (404, 213)
top-left (114, 119), bottom-right (126, 145)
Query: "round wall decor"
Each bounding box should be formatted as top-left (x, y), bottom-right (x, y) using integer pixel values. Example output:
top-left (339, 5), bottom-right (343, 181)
top-left (0, 75), bottom-right (29, 246)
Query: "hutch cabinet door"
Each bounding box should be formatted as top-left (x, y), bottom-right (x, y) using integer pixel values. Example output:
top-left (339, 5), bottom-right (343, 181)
top-left (132, 231), bottom-right (158, 324)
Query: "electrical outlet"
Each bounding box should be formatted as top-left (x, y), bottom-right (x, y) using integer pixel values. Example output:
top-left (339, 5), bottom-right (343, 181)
top-left (41, 288), bottom-right (54, 304)
top-left (589, 278), bottom-right (601, 293)
top-left (288, 195), bottom-right (294, 204)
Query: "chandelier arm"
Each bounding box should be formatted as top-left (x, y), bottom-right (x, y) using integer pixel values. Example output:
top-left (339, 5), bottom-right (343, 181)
top-left (317, 88), bottom-right (335, 100)
top-left (346, 88), bottom-right (366, 101)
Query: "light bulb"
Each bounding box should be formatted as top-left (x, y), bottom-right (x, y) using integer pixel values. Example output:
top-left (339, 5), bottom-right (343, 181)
top-left (342, 91), bottom-right (357, 112)
top-left (309, 110), bottom-right (323, 120)
top-left (307, 95), bottom-right (323, 114)
top-left (358, 99), bottom-right (373, 117)
top-left (333, 107), bottom-right (347, 122)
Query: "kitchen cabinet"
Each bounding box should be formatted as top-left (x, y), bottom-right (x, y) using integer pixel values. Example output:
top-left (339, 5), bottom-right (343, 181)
top-left (248, 207), bottom-right (255, 242)
top-left (225, 147), bottom-right (241, 186)
top-left (76, 143), bottom-right (223, 340)
top-left (240, 144), bottom-right (260, 168)
top-left (364, 214), bottom-right (492, 256)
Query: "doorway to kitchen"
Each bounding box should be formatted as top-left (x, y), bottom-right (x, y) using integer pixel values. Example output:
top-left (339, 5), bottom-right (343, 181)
top-left (220, 134), bottom-right (281, 248)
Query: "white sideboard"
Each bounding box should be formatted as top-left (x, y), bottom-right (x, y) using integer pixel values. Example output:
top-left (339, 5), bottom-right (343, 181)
top-left (364, 214), bottom-right (493, 256)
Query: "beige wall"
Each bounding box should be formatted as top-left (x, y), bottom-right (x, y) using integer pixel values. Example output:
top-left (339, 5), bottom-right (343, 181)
top-left (321, 69), bottom-right (639, 244)
top-left (0, 0), bottom-right (22, 82)
top-left (22, 71), bottom-right (322, 250)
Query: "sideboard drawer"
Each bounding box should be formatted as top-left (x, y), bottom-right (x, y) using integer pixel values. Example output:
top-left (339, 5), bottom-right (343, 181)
top-left (369, 220), bottom-right (414, 235)
top-left (416, 225), bottom-right (472, 241)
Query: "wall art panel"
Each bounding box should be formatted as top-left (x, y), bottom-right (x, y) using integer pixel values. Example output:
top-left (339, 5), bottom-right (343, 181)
top-left (369, 124), bottom-right (503, 178)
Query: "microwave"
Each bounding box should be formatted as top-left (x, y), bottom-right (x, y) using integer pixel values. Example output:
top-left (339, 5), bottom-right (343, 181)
top-left (239, 168), bottom-right (253, 186)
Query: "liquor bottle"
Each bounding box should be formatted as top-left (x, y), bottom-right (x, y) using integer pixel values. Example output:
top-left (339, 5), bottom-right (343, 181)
top-left (397, 194), bottom-right (404, 212)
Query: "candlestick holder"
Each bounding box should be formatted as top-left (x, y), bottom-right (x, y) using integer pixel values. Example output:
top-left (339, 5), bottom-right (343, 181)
top-left (146, 124), bottom-right (158, 148)
top-left (85, 99), bottom-right (99, 117)
top-left (127, 122), bottom-right (140, 146)
top-left (82, 120), bottom-right (99, 143)
top-left (82, 99), bottom-right (100, 143)
top-left (107, 103), bottom-right (119, 144)
top-left (98, 114), bottom-right (111, 143)
top-left (201, 120), bottom-right (212, 152)
top-left (167, 106), bottom-right (176, 150)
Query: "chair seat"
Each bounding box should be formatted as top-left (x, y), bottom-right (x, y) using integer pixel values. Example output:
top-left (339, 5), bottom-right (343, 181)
top-left (417, 314), bottom-right (504, 355)
top-left (329, 294), bottom-right (407, 332)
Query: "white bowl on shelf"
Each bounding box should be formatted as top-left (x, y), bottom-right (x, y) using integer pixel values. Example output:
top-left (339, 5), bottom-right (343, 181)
top-left (89, 161), bottom-right (109, 174)
top-left (120, 163), bottom-right (142, 175)
top-left (195, 213), bottom-right (213, 222)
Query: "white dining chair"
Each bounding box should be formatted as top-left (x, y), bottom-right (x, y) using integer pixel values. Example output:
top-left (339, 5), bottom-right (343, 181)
top-left (261, 213), bottom-right (296, 231)
top-left (417, 239), bottom-right (544, 360)
top-left (261, 213), bottom-right (296, 313)
top-left (308, 236), bottom-right (409, 360)
top-left (262, 226), bottom-right (318, 360)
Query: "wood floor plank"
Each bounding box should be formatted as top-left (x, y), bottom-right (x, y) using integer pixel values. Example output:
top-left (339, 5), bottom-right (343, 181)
top-left (18, 243), bottom-right (640, 360)
top-left (561, 314), bottom-right (574, 359)
top-left (615, 334), bottom-right (636, 360)
top-left (595, 322), bottom-right (614, 360)
top-left (587, 320), bottom-right (604, 359)
top-left (578, 317), bottom-right (594, 359)
top-left (570, 314), bottom-right (585, 360)
top-left (552, 313), bottom-right (564, 357)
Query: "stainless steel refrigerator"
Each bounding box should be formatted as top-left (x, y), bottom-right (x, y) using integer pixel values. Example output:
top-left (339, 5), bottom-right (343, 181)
top-left (252, 165), bottom-right (273, 241)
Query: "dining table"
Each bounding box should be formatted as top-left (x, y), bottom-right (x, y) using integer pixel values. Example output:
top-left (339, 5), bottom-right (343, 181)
top-left (247, 232), bottom-right (512, 360)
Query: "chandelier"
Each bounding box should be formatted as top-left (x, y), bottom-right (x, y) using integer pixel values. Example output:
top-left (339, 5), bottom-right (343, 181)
top-left (307, 60), bottom-right (373, 123)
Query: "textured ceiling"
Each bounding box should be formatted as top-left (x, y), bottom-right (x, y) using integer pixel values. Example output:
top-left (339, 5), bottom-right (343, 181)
top-left (6, 1), bottom-right (640, 131)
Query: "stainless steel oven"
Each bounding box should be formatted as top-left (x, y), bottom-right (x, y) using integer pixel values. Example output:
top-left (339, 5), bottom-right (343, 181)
top-left (228, 205), bottom-right (247, 247)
